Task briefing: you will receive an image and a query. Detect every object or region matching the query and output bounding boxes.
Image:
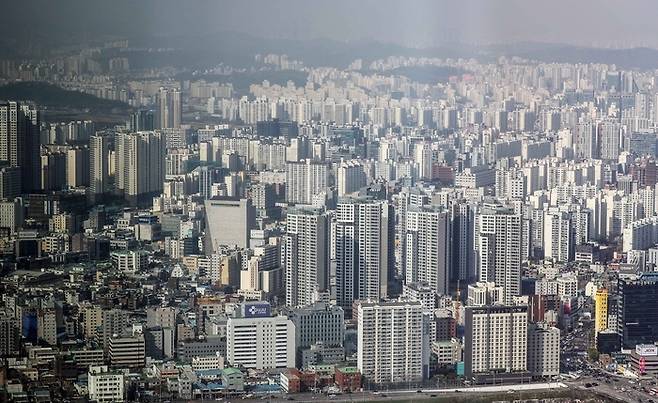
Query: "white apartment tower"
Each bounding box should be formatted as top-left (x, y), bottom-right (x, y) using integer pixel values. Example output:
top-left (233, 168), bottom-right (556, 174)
top-left (357, 300), bottom-right (424, 385)
top-left (285, 160), bottom-right (330, 204)
top-left (283, 208), bottom-right (329, 307)
top-left (464, 305), bottom-right (528, 379)
top-left (404, 205), bottom-right (451, 296)
top-left (476, 205), bottom-right (523, 304)
top-left (337, 159), bottom-right (367, 197)
top-left (90, 135), bottom-right (111, 197)
top-left (115, 131), bottom-right (165, 205)
top-left (334, 198), bottom-right (391, 314)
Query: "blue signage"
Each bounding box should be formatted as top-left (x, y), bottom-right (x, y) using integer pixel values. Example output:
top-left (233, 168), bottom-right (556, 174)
top-left (244, 302), bottom-right (271, 318)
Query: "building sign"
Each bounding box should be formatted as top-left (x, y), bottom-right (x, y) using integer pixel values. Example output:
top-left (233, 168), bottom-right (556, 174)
top-left (243, 302), bottom-right (271, 318)
top-left (636, 344), bottom-right (658, 357)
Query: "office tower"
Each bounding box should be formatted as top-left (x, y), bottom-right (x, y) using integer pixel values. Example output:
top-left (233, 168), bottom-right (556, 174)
top-left (0, 312), bottom-right (21, 356)
top-left (0, 101), bottom-right (40, 193)
top-left (108, 334), bottom-right (146, 369)
top-left (451, 200), bottom-right (476, 282)
top-left (37, 308), bottom-right (57, 346)
top-left (283, 208), bottom-right (329, 307)
top-left (156, 88), bottom-right (182, 129)
top-left (356, 300), bottom-right (424, 386)
top-left (115, 131), bottom-right (165, 205)
top-left (476, 205), bottom-right (523, 304)
top-left (284, 302), bottom-right (345, 366)
top-left (101, 309), bottom-right (129, 348)
top-left (204, 197), bottom-right (256, 252)
top-left (594, 288), bottom-right (609, 340)
top-left (334, 198), bottom-right (391, 314)
top-left (285, 302), bottom-right (344, 349)
top-left (617, 273), bottom-right (658, 349)
top-left (129, 109), bottom-right (155, 131)
top-left (0, 199), bottom-right (22, 234)
top-left (89, 135), bottom-right (112, 198)
top-left (66, 146), bottom-right (90, 188)
top-left (226, 302), bottom-right (296, 370)
top-left (404, 205), bottom-right (451, 296)
top-left (0, 166), bottom-right (20, 200)
top-left (88, 366), bottom-right (125, 403)
top-left (464, 305), bottom-right (528, 381)
top-left (527, 322), bottom-right (560, 377)
top-left (285, 160), bottom-right (329, 204)
top-left (146, 307), bottom-right (178, 329)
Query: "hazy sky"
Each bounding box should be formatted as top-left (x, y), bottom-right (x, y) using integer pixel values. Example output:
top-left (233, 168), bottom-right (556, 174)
top-left (5, 0), bottom-right (658, 49)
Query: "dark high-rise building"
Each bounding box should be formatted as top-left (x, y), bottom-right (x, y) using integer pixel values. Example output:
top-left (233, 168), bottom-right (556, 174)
top-left (618, 272), bottom-right (658, 349)
top-left (129, 110), bottom-right (155, 132)
top-left (0, 101), bottom-right (40, 193)
top-left (156, 88), bottom-right (182, 129)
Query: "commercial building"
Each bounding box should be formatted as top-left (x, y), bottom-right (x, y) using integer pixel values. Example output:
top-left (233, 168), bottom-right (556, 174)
top-left (617, 273), bottom-right (658, 349)
top-left (88, 365), bottom-right (124, 403)
top-left (108, 334), bottom-right (146, 369)
top-left (204, 197), bottom-right (256, 252)
top-left (226, 302), bottom-right (296, 370)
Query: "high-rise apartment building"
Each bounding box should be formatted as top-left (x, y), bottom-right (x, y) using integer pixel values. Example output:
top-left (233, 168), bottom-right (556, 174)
top-left (156, 88), bottom-right (182, 129)
top-left (464, 305), bottom-right (528, 381)
top-left (527, 322), bottom-right (560, 377)
top-left (334, 198), bottom-right (391, 314)
top-left (356, 300), bottom-right (424, 386)
top-left (404, 205), bottom-right (451, 296)
top-left (115, 131), bottom-right (165, 205)
top-left (89, 134), bottom-right (112, 198)
top-left (285, 160), bottom-right (329, 204)
top-left (283, 207), bottom-right (329, 307)
top-left (476, 205), bottom-right (523, 304)
top-left (0, 101), bottom-right (40, 193)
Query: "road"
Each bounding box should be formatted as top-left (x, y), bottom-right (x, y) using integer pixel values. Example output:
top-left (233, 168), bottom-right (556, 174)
top-left (228, 382), bottom-right (576, 403)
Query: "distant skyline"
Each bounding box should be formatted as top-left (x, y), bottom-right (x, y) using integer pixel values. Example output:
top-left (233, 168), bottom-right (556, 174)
top-left (4, 0), bottom-right (658, 50)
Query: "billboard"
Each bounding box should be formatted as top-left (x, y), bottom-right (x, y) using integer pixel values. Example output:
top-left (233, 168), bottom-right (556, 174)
top-left (636, 344), bottom-right (658, 357)
top-left (243, 302), bottom-right (271, 318)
